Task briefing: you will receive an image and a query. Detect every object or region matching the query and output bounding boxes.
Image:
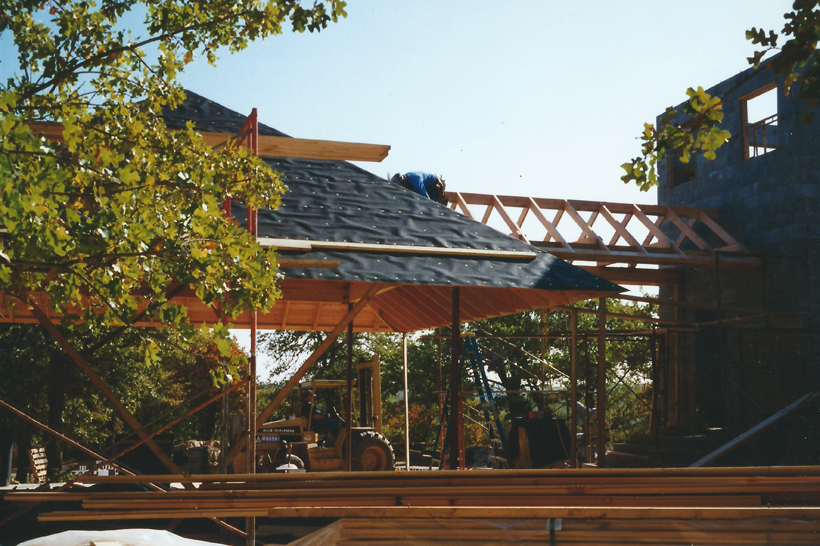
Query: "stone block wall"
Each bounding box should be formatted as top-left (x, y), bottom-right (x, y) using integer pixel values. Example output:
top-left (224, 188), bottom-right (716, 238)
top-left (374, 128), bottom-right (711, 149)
top-left (656, 61), bottom-right (820, 459)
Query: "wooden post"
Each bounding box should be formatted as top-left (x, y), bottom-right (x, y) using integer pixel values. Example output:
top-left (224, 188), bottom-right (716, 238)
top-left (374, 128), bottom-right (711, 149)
top-left (449, 287), bottom-right (461, 470)
top-left (569, 309), bottom-right (578, 468)
top-left (597, 297), bottom-right (607, 467)
top-left (402, 334), bottom-right (411, 470)
top-left (346, 304), bottom-right (354, 472)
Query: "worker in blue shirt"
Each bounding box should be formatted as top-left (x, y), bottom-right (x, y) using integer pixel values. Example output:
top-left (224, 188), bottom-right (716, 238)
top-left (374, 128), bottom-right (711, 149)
top-left (391, 172), bottom-right (448, 205)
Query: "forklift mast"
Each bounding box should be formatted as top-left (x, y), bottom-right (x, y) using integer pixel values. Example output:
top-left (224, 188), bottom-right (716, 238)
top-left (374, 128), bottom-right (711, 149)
top-left (356, 356), bottom-right (382, 433)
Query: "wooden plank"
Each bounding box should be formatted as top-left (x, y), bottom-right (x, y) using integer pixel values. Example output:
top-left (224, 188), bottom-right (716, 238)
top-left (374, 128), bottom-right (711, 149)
top-left (690, 391), bottom-right (820, 467)
top-left (277, 259), bottom-right (340, 269)
top-left (257, 238), bottom-right (537, 261)
top-left (632, 205), bottom-right (684, 256)
top-left (263, 506), bottom-right (820, 520)
top-left (26, 122), bottom-right (390, 162)
top-left (55, 464), bottom-right (820, 485)
top-left (81, 494), bottom-right (763, 510)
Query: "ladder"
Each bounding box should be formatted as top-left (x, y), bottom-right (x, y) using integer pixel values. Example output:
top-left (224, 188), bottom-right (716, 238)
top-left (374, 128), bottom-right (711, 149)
top-left (433, 334), bottom-right (512, 469)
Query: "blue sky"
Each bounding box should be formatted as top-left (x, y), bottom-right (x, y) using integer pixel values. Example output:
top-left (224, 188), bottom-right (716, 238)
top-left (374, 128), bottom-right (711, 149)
top-left (177, 1), bottom-right (793, 206)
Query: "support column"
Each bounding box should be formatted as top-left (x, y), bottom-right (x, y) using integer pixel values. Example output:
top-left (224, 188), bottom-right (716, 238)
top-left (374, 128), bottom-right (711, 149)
top-left (597, 297), bottom-right (607, 467)
top-left (449, 286), bottom-right (462, 470)
top-left (402, 334), bottom-right (410, 470)
top-left (569, 309), bottom-right (578, 468)
top-left (346, 304), bottom-right (354, 472)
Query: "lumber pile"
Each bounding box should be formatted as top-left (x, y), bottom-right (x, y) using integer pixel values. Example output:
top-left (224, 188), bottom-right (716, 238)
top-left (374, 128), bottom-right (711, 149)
top-left (5, 466), bottom-right (820, 544)
top-left (289, 517), bottom-right (820, 545)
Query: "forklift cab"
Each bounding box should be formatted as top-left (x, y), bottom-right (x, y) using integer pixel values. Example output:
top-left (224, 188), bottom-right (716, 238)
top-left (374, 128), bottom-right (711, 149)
top-left (251, 355), bottom-right (393, 472)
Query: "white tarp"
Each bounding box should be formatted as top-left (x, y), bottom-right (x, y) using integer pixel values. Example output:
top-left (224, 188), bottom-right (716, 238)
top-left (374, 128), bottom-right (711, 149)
top-left (17, 529), bottom-right (223, 546)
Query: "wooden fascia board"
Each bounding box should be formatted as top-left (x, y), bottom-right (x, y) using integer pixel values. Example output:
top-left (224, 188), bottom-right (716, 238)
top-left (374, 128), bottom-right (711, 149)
top-left (26, 121), bottom-right (390, 162)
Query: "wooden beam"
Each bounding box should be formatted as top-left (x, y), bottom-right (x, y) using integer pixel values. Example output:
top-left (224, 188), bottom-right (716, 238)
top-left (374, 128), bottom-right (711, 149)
top-left (258, 238), bottom-right (537, 261)
top-left (26, 122), bottom-right (390, 163)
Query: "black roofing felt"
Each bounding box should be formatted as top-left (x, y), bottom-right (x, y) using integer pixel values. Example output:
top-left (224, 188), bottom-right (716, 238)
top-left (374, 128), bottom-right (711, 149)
top-left (164, 91), bottom-right (622, 294)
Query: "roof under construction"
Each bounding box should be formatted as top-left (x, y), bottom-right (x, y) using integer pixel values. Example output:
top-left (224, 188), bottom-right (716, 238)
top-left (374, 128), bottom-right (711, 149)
top-left (160, 91), bottom-right (622, 332)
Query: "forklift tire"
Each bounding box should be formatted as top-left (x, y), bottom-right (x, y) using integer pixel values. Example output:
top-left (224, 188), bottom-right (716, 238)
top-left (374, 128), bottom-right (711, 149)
top-left (352, 431), bottom-right (394, 471)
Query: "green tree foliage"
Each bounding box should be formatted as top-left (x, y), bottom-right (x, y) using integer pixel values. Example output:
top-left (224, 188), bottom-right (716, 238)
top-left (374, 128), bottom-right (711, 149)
top-left (0, 0), bottom-right (346, 352)
top-left (466, 299), bottom-right (656, 447)
top-left (622, 2), bottom-right (819, 190)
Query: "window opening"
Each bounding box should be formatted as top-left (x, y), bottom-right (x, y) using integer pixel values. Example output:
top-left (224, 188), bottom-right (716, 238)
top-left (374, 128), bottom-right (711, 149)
top-left (741, 83), bottom-right (777, 159)
top-left (668, 151), bottom-right (697, 188)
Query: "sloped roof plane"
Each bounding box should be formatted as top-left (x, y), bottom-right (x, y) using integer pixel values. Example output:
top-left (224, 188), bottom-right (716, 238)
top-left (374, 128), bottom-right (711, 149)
top-left (164, 91), bottom-right (623, 333)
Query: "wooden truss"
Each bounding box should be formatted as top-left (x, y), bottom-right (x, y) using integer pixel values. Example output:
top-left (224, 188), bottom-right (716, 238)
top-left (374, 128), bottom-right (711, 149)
top-left (447, 192), bottom-right (760, 285)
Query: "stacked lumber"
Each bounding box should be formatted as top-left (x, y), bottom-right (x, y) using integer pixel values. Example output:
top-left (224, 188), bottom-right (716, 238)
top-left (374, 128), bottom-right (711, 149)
top-left (5, 466), bottom-right (820, 544)
top-left (291, 518), bottom-right (820, 545)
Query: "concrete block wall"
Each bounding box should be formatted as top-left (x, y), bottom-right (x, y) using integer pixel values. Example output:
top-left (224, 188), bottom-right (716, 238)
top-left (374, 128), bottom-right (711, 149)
top-left (656, 60), bottom-right (820, 457)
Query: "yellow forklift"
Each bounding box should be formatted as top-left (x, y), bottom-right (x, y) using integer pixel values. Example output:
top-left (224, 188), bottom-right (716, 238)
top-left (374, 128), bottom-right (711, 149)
top-left (252, 356), bottom-right (394, 472)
